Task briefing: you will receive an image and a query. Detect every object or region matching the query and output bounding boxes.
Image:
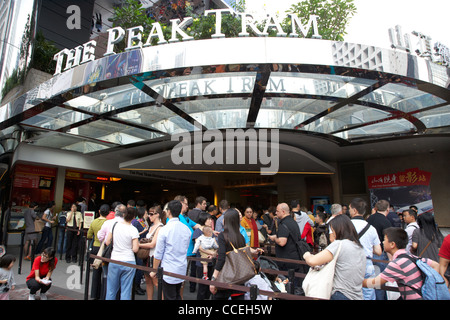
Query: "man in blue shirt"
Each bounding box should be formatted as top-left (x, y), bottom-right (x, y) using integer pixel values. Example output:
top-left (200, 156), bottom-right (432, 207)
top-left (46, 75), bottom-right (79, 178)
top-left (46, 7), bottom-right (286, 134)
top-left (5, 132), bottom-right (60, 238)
top-left (150, 200), bottom-right (191, 300)
top-left (175, 195), bottom-right (199, 293)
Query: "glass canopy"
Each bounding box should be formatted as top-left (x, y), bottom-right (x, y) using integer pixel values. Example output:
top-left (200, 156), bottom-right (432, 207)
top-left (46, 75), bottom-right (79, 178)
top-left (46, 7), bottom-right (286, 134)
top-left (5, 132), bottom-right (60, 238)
top-left (8, 63), bottom-right (450, 154)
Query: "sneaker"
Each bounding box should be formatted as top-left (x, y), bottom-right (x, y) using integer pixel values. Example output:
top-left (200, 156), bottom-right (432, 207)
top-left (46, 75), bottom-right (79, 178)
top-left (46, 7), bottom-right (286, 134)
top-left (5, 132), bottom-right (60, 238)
top-left (40, 293), bottom-right (47, 300)
top-left (28, 294), bottom-right (35, 300)
top-left (24, 256), bottom-right (31, 261)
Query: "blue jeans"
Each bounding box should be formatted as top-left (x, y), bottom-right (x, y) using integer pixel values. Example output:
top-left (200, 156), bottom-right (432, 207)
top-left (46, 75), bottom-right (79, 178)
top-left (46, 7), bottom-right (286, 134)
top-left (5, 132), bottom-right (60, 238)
top-left (330, 291), bottom-right (350, 300)
top-left (363, 258), bottom-right (376, 300)
top-left (372, 252), bottom-right (388, 300)
top-left (106, 261), bottom-right (136, 300)
top-left (36, 226), bottom-right (53, 253)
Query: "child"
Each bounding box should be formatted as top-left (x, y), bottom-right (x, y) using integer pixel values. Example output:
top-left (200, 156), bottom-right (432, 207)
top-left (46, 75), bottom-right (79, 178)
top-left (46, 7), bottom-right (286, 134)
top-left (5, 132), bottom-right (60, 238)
top-left (363, 227), bottom-right (440, 300)
top-left (0, 254), bottom-right (16, 300)
top-left (244, 261), bottom-right (274, 300)
top-left (192, 226), bottom-right (218, 280)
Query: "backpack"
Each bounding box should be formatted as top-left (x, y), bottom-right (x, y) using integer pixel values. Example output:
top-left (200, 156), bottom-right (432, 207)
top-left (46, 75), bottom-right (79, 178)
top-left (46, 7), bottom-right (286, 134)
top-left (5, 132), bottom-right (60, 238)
top-left (400, 254), bottom-right (450, 300)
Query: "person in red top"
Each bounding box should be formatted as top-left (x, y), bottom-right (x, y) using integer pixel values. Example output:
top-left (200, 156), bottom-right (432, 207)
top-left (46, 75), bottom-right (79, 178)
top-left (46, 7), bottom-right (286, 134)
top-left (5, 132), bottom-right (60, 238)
top-left (438, 234), bottom-right (450, 287)
top-left (26, 247), bottom-right (58, 300)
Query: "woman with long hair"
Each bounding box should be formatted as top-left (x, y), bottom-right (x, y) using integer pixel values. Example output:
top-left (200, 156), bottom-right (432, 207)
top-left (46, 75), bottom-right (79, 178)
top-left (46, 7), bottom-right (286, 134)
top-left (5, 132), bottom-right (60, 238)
top-left (411, 212), bottom-right (444, 260)
top-left (140, 205), bottom-right (165, 300)
top-left (26, 247), bottom-right (57, 300)
top-left (303, 214), bottom-right (366, 300)
top-left (209, 209), bottom-right (263, 300)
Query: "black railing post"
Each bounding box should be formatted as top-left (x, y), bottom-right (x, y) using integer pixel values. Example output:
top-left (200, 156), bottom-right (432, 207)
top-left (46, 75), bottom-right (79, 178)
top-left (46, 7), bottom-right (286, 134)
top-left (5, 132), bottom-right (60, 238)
top-left (250, 284), bottom-right (258, 300)
top-left (157, 267), bottom-right (163, 300)
top-left (18, 231), bottom-right (25, 274)
top-left (84, 252), bottom-right (91, 300)
top-left (288, 269), bottom-right (295, 294)
top-left (30, 240), bottom-right (36, 270)
top-left (59, 227), bottom-right (66, 260)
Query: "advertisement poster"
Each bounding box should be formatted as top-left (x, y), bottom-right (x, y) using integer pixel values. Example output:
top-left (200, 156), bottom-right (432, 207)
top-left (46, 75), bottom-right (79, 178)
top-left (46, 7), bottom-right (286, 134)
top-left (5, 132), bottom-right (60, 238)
top-left (83, 211), bottom-right (95, 230)
top-left (368, 168), bottom-right (433, 215)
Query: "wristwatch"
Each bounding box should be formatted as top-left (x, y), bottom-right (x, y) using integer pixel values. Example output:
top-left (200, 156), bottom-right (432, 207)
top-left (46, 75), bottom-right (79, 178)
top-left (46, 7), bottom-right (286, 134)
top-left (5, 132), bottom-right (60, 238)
top-left (211, 276), bottom-right (216, 281)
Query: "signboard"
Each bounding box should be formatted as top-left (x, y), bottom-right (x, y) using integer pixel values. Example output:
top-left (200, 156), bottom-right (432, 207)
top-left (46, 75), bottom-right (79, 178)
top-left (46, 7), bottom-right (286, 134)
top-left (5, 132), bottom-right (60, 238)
top-left (53, 10), bottom-right (322, 75)
top-left (13, 174), bottom-right (40, 188)
top-left (83, 211), bottom-right (95, 229)
top-left (368, 167), bottom-right (432, 189)
top-left (368, 168), bottom-right (433, 215)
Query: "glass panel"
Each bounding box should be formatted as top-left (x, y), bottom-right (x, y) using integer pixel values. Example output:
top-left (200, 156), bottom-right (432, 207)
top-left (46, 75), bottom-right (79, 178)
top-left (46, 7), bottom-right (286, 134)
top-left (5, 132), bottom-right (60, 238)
top-left (268, 73), bottom-right (377, 98)
top-left (145, 72), bottom-right (257, 99)
top-left (333, 119), bottom-right (414, 140)
top-left (65, 84), bottom-right (153, 114)
top-left (414, 104), bottom-right (450, 128)
top-left (255, 98), bottom-right (335, 129)
top-left (112, 105), bottom-right (195, 134)
top-left (30, 132), bottom-right (113, 153)
top-left (62, 141), bottom-right (111, 154)
top-left (302, 104), bottom-right (391, 134)
top-left (67, 120), bottom-right (163, 145)
top-left (359, 83), bottom-right (446, 112)
top-left (174, 98), bottom-right (251, 129)
top-left (21, 107), bottom-right (92, 130)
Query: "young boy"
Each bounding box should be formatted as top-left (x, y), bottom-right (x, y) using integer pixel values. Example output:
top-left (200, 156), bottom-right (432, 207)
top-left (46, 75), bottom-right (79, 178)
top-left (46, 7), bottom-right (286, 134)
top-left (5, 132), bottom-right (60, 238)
top-left (363, 227), bottom-right (440, 300)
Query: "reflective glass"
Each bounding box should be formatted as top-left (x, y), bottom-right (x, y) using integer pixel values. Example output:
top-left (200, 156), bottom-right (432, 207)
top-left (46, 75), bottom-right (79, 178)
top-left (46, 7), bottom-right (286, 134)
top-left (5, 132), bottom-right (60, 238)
top-left (145, 72), bottom-right (257, 99)
top-left (333, 118), bottom-right (414, 140)
top-left (267, 73), bottom-right (377, 98)
top-left (112, 105), bottom-right (195, 134)
top-left (414, 104), bottom-right (450, 128)
top-left (255, 98), bottom-right (335, 129)
top-left (65, 84), bottom-right (154, 114)
top-left (28, 131), bottom-right (113, 153)
top-left (62, 141), bottom-right (111, 153)
top-left (302, 104), bottom-right (391, 134)
top-left (67, 119), bottom-right (163, 145)
top-left (359, 83), bottom-right (446, 112)
top-left (21, 107), bottom-right (92, 130)
top-left (174, 98), bottom-right (251, 129)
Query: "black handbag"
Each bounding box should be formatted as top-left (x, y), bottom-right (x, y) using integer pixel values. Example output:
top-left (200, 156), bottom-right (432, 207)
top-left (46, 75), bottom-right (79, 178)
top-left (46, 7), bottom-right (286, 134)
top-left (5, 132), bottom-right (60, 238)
top-left (102, 222), bottom-right (117, 260)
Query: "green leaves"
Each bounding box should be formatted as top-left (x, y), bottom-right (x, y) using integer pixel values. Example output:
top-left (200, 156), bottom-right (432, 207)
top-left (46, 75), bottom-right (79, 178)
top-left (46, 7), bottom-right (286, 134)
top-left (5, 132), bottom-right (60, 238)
top-left (108, 0), bottom-right (358, 50)
top-left (286, 0), bottom-right (357, 41)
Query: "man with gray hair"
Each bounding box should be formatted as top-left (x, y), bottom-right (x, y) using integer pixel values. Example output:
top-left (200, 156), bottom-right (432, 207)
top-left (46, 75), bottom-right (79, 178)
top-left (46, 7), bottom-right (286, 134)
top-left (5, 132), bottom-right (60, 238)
top-left (97, 203), bottom-right (126, 242)
top-left (327, 203), bottom-right (342, 223)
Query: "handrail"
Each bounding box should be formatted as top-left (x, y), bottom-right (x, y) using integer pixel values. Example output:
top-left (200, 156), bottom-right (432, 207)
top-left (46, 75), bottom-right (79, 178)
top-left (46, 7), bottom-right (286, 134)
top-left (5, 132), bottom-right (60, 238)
top-left (87, 253), bottom-right (322, 300)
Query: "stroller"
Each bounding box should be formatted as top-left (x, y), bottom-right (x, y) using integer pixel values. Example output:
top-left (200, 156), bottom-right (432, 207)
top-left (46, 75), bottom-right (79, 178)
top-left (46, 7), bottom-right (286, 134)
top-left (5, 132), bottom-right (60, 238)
top-left (257, 256), bottom-right (290, 296)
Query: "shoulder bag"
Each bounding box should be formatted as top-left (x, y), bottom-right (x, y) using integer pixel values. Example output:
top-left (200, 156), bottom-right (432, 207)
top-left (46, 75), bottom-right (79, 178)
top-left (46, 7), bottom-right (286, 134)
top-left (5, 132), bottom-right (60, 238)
top-left (302, 240), bottom-right (342, 300)
top-left (216, 242), bottom-right (257, 285)
top-left (92, 222), bottom-right (117, 269)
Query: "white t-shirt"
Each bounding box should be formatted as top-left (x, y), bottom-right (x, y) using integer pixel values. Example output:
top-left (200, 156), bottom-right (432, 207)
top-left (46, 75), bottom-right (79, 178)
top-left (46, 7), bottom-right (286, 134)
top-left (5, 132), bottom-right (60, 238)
top-left (110, 222), bottom-right (139, 262)
top-left (351, 219), bottom-right (380, 258)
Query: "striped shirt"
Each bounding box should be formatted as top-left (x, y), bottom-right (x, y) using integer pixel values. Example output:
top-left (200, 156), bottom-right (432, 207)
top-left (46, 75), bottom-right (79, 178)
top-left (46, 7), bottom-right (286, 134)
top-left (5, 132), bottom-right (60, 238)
top-left (380, 249), bottom-right (432, 300)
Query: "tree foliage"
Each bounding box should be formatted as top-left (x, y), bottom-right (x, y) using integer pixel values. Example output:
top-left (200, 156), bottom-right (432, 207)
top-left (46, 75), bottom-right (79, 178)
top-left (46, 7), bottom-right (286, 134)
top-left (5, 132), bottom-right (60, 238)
top-left (286, 0), bottom-right (357, 41)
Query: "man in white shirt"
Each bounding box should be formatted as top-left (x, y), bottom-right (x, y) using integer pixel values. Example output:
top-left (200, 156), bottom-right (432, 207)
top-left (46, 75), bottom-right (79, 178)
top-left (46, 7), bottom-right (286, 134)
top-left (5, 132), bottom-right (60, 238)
top-left (349, 198), bottom-right (382, 300)
top-left (97, 204), bottom-right (125, 243)
top-left (150, 200), bottom-right (191, 300)
top-left (403, 209), bottom-right (419, 253)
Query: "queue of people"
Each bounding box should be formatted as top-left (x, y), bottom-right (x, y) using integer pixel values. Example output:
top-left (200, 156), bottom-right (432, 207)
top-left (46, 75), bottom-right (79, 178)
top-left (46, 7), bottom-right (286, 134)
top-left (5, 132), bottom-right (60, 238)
top-left (2, 194), bottom-right (449, 301)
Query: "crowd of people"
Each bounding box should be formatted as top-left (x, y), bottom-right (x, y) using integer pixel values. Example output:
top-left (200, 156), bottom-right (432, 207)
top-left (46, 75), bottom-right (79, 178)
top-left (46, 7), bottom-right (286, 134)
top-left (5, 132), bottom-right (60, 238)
top-left (1, 195), bottom-right (449, 301)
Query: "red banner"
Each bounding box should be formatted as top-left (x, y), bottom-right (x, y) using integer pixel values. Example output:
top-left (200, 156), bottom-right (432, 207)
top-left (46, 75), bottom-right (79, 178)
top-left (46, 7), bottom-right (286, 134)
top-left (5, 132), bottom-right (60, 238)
top-left (368, 168), bottom-right (431, 189)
